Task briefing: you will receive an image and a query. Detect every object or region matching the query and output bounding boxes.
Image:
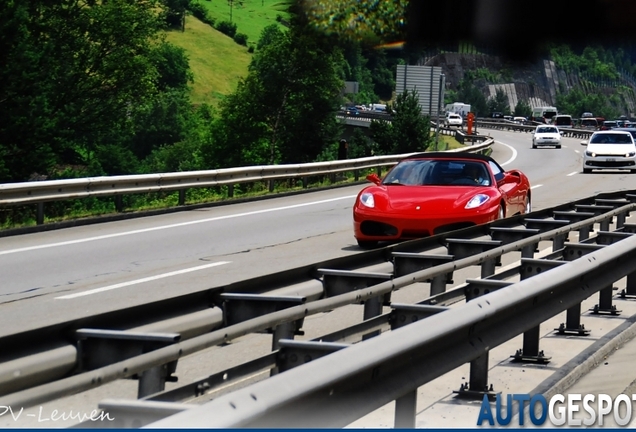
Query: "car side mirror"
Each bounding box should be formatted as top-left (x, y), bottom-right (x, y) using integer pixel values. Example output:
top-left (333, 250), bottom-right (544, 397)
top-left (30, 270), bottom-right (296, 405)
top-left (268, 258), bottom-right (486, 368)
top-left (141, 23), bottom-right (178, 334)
top-left (581, 141), bottom-right (588, 146)
top-left (503, 171), bottom-right (521, 184)
top-left (366, 173), bottom-right (381, 185)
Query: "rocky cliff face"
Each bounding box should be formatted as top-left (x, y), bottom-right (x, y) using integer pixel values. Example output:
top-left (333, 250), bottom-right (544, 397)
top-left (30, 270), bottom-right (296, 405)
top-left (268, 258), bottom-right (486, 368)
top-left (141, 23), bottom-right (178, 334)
top-left (423, 53), bottom-right (554, 109)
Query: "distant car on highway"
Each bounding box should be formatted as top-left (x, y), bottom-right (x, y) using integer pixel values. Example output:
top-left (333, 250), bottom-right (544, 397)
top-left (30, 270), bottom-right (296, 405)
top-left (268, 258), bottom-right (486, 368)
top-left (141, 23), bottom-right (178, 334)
top-left (601, 120), bottom-right (618, 130)
top-left (444, 113), bottom-right (463, 127)
top-left (581, 130), bottom-right (636, 173)
top-left (352, 153), bottom-right (532, 248)
top-left (345, 106), bottom-right (360, 116)
top-left (532, 125), bottom-right (562, 149)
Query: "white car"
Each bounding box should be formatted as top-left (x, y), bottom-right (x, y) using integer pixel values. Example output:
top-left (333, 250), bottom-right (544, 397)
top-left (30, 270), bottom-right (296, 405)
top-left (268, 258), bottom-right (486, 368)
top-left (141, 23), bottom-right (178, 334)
top-left (581, 130), bottom-right (636, 173)
top-left (444, 113), bottom-right (463, 127)
top-left (532, 125), bottom-right (562, 149)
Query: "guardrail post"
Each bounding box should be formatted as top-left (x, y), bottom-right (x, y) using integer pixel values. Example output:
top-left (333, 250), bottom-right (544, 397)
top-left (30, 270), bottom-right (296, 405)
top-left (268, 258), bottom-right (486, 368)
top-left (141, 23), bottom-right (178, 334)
top-left (270, 321), bottom-right (298, 376)
top-left (512, 259), bottom-right (564, 363)
top-left (390, 304), bottom-right (448, 428)
top-left (524, 219), bottom-right (570, 251)
top-left (445, 239), bottom-right (501, 277)
top-left (392, 253), bottom-right (454, 296)
top-left (354, 169), bottom-right (359, 182)
top-left (618, 227), bottom-right (636, 298)
top-left (74, 329), bottom-right (180, 399)
top-left (454, 280), bottom-right (510, 400)
top-left (575, 204), bottom-right (615, 232)
top-left (115, 195), bottom-right (123, 213)
top-left (274, 340), bottom-right (348, 375)
top-left (553, 211), bottom-right (595, 241)
top-left (394, 390), bottom-right (417, 428)
top-left (595, 198), bottom-right (631, 229)
top-left (36, 202), bottom-right (44, 225)
top-left (490, 227), bottom-right (540, 259)
top-left (302, 177), bottom-right (308, 189)
top-left (268, 179), bottom-right (275, 193)
top-left (138, 362), bottom-right (177, 399)
top-left (178, 190), bottom-right (186, 206)
top-left (227, 184), bottom-right (234, 198)
top-left (589, 231), bottom-right (629, 315)
top-left (319, 269), bottom-right (394, 339)
top-left (556, 243), bottom-right (606, 335)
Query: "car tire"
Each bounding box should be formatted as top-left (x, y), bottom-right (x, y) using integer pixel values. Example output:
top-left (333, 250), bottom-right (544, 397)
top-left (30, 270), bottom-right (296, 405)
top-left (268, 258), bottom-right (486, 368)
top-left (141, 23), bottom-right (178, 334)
top-left (556, 145), bottom-right (561, 149)
top-left (498, 205), bottom-right (505, 220)
top-left (583, 168), bottom-right (592, 174)
top-left (631, 169), bottom-right (636, 174)
top-left (357, 240), bottom-right (378, 249)
top-left (532, 142), bottom-right (536, 149)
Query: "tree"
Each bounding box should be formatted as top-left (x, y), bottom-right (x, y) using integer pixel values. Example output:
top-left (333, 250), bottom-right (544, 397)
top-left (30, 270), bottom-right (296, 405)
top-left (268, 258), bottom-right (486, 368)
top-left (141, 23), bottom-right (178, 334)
top-left (487, 88), bottom-right (511, 115)
top-left (370, 89), bottom-right (432, 155)
top-left (209, 23), bottom-right (345, 167)
top-left (514, 99), bottom-right (532, 118)
top-left (163, 0), bottom-right (190, 30)
top-left (0, 0), bottom-right (166, 181)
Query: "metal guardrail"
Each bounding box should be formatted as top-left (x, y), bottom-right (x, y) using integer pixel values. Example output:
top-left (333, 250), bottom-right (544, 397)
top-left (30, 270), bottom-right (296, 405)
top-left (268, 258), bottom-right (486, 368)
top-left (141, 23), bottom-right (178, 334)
top-left (149, 229), bottom-right (636, 428)
top-left (475, 119), bottom-right (595, 139)
top-left (0, 141), bottom-right (493, 225)
top-left (2, 190), bottom-right (635, 427)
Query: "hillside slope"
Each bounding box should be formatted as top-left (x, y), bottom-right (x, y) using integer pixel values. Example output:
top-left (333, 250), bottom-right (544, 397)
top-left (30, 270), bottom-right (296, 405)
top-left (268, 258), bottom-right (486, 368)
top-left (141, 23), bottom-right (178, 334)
top-left (165, 15), bottom-right (252, 106)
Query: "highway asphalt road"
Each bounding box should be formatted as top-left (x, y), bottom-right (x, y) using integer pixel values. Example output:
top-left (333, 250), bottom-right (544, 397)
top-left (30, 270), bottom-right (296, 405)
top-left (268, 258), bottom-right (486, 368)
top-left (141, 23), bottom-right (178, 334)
top-left (2, 129), bottom-right (636, 338)
top-left (4, 128), bottom-right (636, 428)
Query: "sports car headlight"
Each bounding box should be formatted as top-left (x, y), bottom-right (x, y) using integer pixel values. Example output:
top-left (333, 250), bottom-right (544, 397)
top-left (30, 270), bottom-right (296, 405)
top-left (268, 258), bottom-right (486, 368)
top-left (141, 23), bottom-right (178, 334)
top-left (465, 194), bottom-right (490, 209)
top-left (360, 192), bottom-right (375, 208)
top-left (585, 151), bottom-right (596, 157)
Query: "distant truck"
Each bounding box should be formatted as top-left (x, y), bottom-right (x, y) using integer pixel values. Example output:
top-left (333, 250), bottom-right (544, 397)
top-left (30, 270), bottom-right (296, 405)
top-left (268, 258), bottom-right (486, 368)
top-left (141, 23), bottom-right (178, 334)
top-left (445, 102), bottom-right (471, 117)
top-left (531, 106), bottom-right (558, 124)
top-left (369, 103), bottom-right (387, 112)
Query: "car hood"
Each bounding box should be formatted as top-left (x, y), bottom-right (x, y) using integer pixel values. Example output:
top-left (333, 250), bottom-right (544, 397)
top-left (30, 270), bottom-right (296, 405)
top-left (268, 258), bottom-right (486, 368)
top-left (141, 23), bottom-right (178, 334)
top-left (587, 143), bottom-right (636, 155)
top-left (376, 185), bottom-right (494, 212)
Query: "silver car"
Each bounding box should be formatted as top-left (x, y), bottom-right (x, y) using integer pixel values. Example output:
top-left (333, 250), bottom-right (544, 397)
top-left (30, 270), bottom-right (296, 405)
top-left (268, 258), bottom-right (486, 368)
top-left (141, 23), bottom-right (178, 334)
top-left (532, 125), bottom-right (562, 149)
top-left (581, 130), bottom-right (636, 173)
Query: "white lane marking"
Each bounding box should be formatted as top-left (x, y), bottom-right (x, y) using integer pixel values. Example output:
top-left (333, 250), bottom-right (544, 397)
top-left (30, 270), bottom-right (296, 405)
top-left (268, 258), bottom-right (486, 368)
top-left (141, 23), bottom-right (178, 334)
top-left (0, 195), bottom-right (358, 256)
top-left (495, 141), bottom-right (518, 166)
top-left (55, 261), bottom-right (231, 299)
top-left (531, 184), bottom-right (543, 189)
top-left (567, 172), bottom-right (578, 176)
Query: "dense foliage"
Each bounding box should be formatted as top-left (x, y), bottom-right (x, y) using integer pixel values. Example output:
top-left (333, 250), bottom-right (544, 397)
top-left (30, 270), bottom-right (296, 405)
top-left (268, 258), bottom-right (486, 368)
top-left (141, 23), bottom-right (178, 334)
top-left (3, 0), bottom-right (636, 187)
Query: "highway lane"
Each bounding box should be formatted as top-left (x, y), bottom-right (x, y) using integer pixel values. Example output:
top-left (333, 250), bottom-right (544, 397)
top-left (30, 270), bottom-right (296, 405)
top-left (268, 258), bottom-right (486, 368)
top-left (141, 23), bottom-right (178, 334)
top-left (2, 130), bottom-right (636, 338)
top-left (4, 130), bottom-right (636, 427)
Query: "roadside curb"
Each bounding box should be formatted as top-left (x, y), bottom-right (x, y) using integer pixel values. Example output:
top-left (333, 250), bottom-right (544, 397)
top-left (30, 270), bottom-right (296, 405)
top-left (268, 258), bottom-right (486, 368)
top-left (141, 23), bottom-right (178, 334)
top-left (534, 311), bottom-right (636, 399)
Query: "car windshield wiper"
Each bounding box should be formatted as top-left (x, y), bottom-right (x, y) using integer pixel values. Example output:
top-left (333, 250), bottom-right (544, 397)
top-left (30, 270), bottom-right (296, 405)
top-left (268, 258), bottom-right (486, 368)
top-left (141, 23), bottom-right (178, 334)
top-left (382, 181), bottom-right (406, 186)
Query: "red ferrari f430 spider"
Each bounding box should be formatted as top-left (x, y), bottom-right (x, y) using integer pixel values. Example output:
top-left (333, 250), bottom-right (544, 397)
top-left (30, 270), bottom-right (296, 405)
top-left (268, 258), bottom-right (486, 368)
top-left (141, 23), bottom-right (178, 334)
top-left (353, 152), bottom-right (531, 248)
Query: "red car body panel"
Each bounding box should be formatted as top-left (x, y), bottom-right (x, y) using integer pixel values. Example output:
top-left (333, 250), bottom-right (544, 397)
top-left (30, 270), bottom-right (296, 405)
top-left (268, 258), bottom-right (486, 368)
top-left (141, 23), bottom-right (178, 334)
top-left (353, 153), bottom-right (531, 245)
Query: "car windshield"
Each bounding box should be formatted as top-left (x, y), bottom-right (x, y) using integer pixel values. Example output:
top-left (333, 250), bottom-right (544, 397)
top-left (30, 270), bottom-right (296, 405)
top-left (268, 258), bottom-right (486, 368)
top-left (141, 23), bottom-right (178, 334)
top-left (382, 159), bottom-right (491, 186)
top-left (537, 127), bottom-right (558, 133)
top-left (590, 133), bottom-right (633, 144)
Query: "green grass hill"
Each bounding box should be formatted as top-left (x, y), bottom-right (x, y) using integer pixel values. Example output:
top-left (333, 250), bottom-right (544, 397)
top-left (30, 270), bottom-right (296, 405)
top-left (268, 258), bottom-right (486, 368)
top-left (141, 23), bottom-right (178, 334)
top-left (165, 1), bottom-right (289, 106)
